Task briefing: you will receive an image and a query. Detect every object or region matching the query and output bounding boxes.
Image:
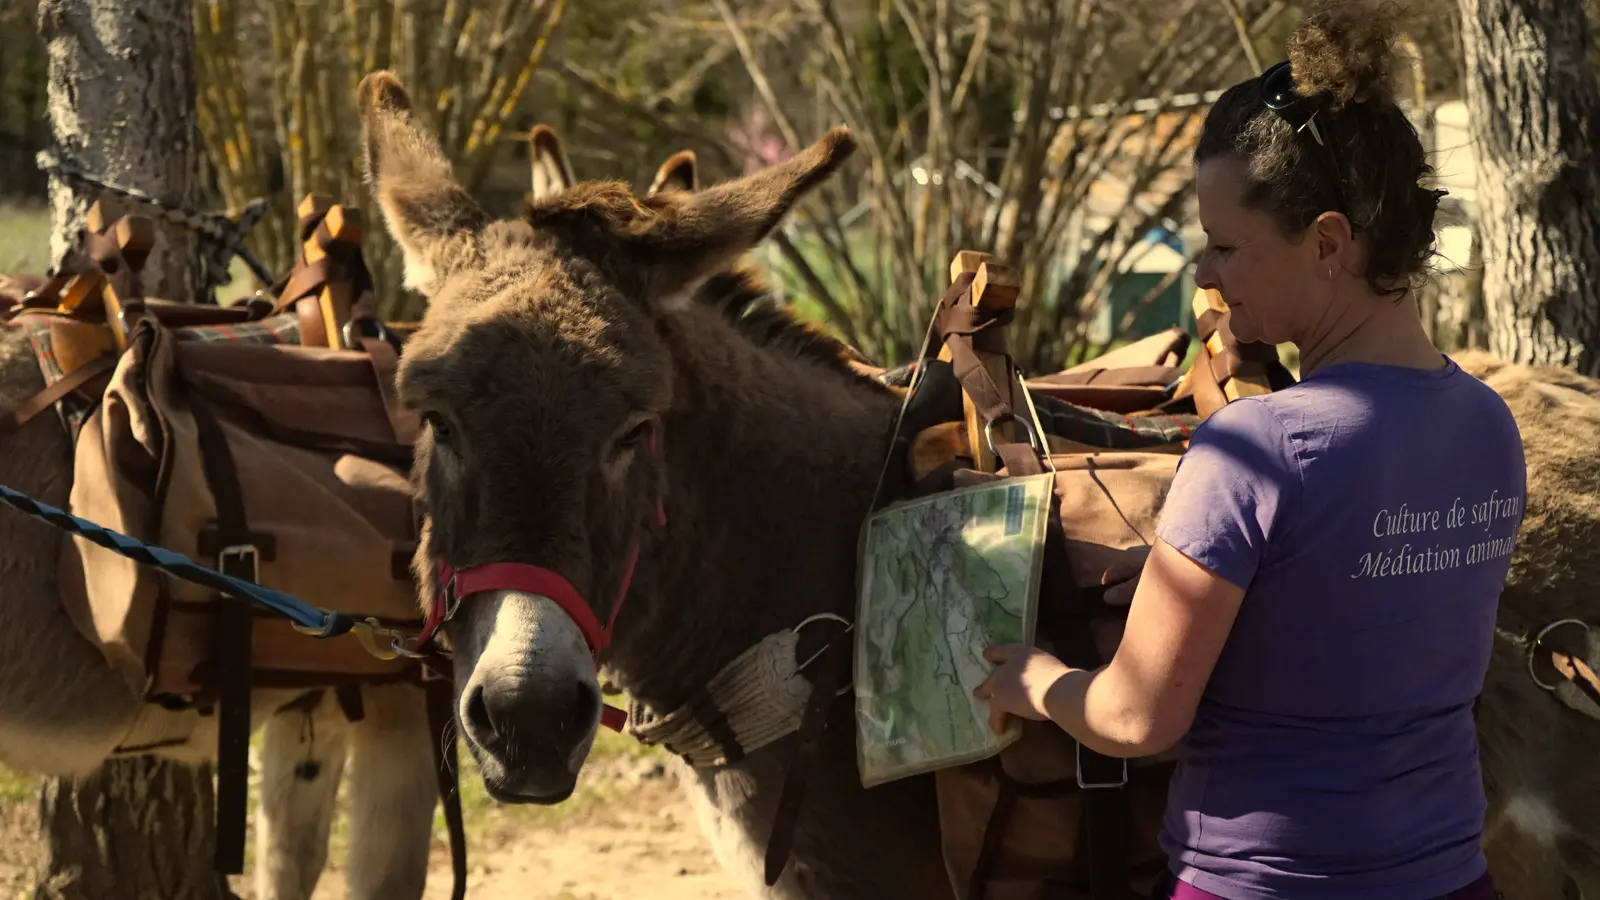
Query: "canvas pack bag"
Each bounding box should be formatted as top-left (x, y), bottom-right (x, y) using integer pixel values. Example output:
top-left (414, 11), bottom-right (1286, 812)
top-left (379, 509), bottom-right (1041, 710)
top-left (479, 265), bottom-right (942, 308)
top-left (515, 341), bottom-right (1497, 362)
top-left (879, 259), bottom-right (1291, 900)
top-left (931, 450), bottom-right (1184, 900)
top-left (61, 312), bottom-right (426, 707)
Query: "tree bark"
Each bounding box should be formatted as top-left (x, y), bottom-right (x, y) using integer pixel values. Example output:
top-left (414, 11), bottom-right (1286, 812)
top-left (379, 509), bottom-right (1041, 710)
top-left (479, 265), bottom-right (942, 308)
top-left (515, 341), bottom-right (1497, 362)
top-left (34, 763), bottom-right (235, 900)
top-left (1459, 0), bottom-right (1600, 375)
top-left (39, 0), bottom-right (200, 299)
top-left (34, 1), bottom-right (230, 898)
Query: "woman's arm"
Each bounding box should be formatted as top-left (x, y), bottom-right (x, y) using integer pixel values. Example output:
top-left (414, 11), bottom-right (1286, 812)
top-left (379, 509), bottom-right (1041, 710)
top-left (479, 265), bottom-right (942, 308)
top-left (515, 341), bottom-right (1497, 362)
top-left (976, 396), bottom-right (1300, 757)
top-left (976, 539), bottom-right (1246, 757)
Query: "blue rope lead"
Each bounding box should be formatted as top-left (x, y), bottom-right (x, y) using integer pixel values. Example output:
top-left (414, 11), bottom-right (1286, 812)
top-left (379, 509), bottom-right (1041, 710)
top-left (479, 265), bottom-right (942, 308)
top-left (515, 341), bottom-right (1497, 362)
top-left (0, 482), bottom-right (354, 638)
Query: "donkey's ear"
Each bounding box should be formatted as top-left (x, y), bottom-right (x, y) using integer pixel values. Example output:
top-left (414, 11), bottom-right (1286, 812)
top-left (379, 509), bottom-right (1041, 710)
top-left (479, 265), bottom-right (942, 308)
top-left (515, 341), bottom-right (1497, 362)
top-left (357, 71), bottom-right (487, 297)
top-left (619, 127), bottom-right (852, 307)
top-left (647, 150), bottom-right (698, 197)
top-left (528, 124), bottom-right (576, 201)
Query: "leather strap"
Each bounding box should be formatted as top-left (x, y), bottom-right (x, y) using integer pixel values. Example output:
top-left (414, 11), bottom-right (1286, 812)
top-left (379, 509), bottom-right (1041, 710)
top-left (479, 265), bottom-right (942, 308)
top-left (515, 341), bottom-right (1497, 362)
top-left (763, 621), bottom-right (852, 887)
top-left (132, 297), bottom-right (270, 328)
top-left (1044, 575), bottom-right (1130, 900)
top-left (334, 684), bottom-right (366, 723)
top-left (271, 257), bottom-right (337, 315)
top-left (426, 678), bottom-right (468, 900)
top-left (1030, 365), bottom-right (1181, 388)
top-left (1001, 439), bottom-right (1131, 900)
top-left (944, 333), bottom-right (1013, 425)
top-left (968, 760), bottom-right (1086, 898)
top-left (0, 353), bottom-right (116, 434)
top-left (1552, 651), bottom-right (1600, 709)
top-left (190, 395), bottom-right (255, 876)
top-left (1210, 346), bottom-right (1248, 383)
top-left (968, 763), bottom-right (1019, 900)
top-left (362, 336), bottom-right (420, 445)
top-left (996, 442), bottom-right (1044, 478)
top-left (295, 296), bottom-right (330, 349)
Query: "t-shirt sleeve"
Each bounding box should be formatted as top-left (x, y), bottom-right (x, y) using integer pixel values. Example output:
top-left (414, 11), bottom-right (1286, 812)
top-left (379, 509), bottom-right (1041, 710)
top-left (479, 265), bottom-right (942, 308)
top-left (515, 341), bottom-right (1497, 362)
top-left (1154, 397), bottom-right (1302, 590)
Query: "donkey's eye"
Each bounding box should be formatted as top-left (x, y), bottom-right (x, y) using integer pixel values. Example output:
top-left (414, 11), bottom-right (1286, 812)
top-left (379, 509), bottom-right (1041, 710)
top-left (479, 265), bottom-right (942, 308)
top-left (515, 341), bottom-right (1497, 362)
top-left (617, 419), bottom-right (654, 451)
top-left (423, 412), bottom-right (453, 443)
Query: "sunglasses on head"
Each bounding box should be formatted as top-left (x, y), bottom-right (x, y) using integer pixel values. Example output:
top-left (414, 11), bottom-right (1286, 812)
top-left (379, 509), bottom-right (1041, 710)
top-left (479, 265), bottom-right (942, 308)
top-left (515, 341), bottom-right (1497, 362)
top-left (1259, 59), bottom-right (1354, 226)
top-left (1260, 60), bottom-right (1327, 146)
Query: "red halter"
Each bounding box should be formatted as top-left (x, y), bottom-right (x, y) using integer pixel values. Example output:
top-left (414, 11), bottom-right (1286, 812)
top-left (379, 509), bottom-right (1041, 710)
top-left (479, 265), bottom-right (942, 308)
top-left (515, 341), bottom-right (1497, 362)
top-left (412, 430), bottom-right (666, 732)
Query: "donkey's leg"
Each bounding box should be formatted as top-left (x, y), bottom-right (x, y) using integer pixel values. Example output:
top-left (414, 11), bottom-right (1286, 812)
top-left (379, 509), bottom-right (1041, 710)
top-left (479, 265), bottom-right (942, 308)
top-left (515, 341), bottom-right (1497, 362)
top-left (344, 683), bottom-right (437, 900)
top-left (254, 689), bottom-right (352, 900)
top-left (0, 328), bottom-right (139, 774)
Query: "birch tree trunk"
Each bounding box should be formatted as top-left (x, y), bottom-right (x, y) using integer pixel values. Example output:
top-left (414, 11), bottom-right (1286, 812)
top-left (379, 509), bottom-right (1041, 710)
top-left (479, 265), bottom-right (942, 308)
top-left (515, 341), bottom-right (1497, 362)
top-left (1459, 0), bottom-right (1600, 375)
top-left (34, 0), bottom-right (230, 897)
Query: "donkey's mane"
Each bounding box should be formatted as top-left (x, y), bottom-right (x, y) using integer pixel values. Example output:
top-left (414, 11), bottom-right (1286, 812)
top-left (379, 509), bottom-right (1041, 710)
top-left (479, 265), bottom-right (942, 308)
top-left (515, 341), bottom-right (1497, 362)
top-left (696, 265), bottom-right (875, 381)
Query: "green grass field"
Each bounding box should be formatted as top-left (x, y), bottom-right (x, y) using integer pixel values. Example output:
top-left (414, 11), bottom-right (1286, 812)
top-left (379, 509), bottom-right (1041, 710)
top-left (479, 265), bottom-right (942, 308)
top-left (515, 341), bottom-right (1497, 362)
top-left (0, 202), bottom-right (257, 304)
top-left (0, 203), bottom-right (50, 276)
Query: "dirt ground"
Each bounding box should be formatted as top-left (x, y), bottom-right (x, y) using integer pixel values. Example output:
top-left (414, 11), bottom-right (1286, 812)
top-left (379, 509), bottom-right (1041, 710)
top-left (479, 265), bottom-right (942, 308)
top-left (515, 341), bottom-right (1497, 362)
top-left (0, 750), bottom-right (745, 900)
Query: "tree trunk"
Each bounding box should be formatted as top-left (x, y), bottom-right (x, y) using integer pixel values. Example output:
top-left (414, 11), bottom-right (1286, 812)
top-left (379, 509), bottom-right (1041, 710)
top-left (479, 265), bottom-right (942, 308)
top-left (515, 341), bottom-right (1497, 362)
top-left (1459, 0), bottom-right (1600, 375)
top-left (34, 763), bottom-right (235, 900)
top-left (34, 1), bottom-right (229, 898)
top-left (39, 0), bottom-right (200, 299)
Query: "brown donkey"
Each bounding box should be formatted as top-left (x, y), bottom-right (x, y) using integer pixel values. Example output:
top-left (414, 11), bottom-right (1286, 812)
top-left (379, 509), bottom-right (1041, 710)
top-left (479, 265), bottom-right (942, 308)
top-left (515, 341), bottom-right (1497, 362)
top-left (367, 76), bottom-right (947, 896)
top-left (366, 76), bottom-right (1600, 899)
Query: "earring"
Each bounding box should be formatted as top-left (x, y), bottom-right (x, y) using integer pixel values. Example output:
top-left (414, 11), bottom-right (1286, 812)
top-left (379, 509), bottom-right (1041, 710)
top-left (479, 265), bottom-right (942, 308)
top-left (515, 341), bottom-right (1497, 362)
top-left (1327, 267), bottom-right (1334, 280)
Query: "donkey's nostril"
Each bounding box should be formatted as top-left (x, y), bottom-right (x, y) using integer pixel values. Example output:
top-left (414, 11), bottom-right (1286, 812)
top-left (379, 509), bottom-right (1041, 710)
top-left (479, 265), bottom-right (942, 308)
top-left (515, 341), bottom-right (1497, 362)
top-left (465, 683), bottom-right (497, 744)
top-left (571, 679), bottom-right (598, 733)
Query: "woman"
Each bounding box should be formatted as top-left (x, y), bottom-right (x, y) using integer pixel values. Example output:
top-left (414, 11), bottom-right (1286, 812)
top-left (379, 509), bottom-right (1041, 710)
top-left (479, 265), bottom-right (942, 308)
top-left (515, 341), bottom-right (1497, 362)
top-left (974, 3), bottom-right (1526, 899)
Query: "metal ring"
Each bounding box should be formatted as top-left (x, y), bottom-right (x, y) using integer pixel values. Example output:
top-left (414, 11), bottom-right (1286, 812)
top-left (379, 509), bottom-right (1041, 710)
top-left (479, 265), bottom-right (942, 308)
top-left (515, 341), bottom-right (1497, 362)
top-left (792, 612), bottom-right (850, 635)
top-left (984, 412), bottom-right (1044, 459)
top-left (342, 315), bottom-right (401, 352)
top-left (792, 613), bottom-right (854, 696)
top-left (1528, 618), bottom-right (1592, 691)
top-left (441, 575), bottom-right (463, 623)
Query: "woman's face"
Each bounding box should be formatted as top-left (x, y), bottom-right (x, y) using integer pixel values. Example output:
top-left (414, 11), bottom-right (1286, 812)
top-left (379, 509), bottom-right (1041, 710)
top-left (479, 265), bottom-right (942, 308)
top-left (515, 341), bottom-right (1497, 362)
top-left (1193, 155), bottom-right (1352, 347)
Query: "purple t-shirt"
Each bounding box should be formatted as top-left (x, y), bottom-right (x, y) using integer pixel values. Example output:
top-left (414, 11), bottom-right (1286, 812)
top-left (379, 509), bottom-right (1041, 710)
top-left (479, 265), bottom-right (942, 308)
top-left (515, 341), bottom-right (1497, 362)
top-left (1153, 356), bottom-right (1526, 900)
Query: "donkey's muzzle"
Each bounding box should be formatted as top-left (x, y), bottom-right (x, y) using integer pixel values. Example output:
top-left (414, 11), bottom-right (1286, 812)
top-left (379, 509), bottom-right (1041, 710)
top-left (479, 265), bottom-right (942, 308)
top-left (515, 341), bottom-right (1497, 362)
top-left (462, 671), bottom-right (601, 802)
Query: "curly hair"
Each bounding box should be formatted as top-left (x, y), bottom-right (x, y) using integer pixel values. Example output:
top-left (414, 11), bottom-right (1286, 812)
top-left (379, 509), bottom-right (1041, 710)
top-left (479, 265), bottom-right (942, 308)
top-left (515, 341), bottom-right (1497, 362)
top-left (1196, 0), bottom-right (1442, 298)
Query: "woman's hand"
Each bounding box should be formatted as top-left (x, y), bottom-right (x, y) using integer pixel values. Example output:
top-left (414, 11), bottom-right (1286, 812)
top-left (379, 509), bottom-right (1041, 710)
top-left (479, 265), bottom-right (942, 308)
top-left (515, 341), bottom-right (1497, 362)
top-left (973, 645), bottom-right (1073, 736)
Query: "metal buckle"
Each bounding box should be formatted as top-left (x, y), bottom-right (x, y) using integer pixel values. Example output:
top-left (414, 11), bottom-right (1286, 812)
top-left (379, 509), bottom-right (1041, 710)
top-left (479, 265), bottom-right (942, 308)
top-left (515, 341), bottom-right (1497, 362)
top-left (1075, 742), bottom-right (1129, 790)
top-left (984, 412), bottom-right (1044, 459)
top-left (438, 574), bottom-right (463, 624)
top-left (217, 544), bottom-right (260, 584)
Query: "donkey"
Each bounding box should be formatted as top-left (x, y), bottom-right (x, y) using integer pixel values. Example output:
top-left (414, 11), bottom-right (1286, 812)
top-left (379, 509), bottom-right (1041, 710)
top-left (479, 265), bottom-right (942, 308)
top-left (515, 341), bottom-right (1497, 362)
top-left (0, 294), bottom-right (437, 896)
top-left (364, 72), bottom-right (1600, 899)
top-left (366, 75), bottom-right (947, 897)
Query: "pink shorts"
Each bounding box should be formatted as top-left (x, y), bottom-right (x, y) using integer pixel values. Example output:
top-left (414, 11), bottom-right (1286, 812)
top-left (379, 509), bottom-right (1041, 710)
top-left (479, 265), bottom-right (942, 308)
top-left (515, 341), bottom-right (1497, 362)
top-left (1155, 871), bottom-right (1498, 900)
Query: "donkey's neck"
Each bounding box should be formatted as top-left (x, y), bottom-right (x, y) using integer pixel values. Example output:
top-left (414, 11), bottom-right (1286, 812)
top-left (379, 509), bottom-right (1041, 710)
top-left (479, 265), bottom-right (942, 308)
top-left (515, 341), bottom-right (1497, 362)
top-left (610, 304), bottom-right (901, 711)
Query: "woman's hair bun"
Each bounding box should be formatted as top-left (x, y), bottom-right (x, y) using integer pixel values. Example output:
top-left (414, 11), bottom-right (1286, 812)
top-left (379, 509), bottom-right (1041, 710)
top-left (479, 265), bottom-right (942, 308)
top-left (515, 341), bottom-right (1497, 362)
top-left (1285, 0), bottom-right (1406, 110)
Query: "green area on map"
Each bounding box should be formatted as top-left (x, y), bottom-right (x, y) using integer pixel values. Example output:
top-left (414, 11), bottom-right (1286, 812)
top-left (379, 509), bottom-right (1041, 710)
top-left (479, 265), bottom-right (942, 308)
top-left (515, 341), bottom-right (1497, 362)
top-left (854, 472), bottom-right (1052, 788)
